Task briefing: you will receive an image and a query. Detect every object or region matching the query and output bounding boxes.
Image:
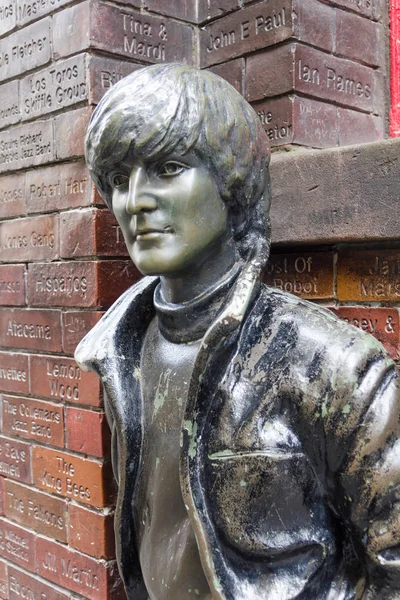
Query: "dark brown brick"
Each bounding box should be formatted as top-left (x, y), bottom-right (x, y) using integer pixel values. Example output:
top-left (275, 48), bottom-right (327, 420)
top-left (0, 214), bottom-right (59, 263)
top-left (17, 0), bottom-right (74, 25)
top-left (0, 517), bottom-right (35, 569)
top-left (0, 120), bottom-right (54, 174)
top-left (36, 537), bottom-right (120, 600)
top-left (68, 503), bottom-right (115, 558)
top-left (66, 408), bottom-right (110, 457)
top-left (0, 351), bottom-right (29, 394)
top-left (322, 0), bottom-right (381, 20)
top-left (0, 558), bottom-right (6, 600)
top-left (0, 265), bottom-right (26, 306)
top-left (32, 446), bottom-right (114, 507)
top-left (30, 354), bottom-right (101, 406)
top-left (0, 172), bottom-right (25, 218)
top-left (4, 480), bottom-right (67, 541)
top-left (0, 18), bottom-right (50, 82)
top-left (0, 0), bottom-right (16, 36)
top-left (8, 565), bottom-right (69, 600)
top-left (28, 260), bottom-right (140, 308)
top-left (53, 1), bottom-right (194, 65)
top-left (246, 44), bottom-right (382, 114)
top-left (1, 395), bottom-right (64, 447)
top-left (20, 54), bottom-right (87, 121)
top-left (143, 0), bottom-right (198, 22)
top-left (87, 55), bottom-right (141, 105)
top-left (263, 251), bottom-right (334, 300)
top-left (0, 308), bottom-right (62, 352)
top-left (198, 0), bottom-right (239, 22)
top-left (0, 81), bottom-right (20, 130)
top-left (200, 0), bottom-right (335, 67)
top-left (0, 435), bottom-right (31, 483)
top-left (55, 106), bottom-right (92, 160)
top-left (60, 208), bottom-right (129, 259)
top-left (209, 58), bottom-right (244, 93)
top-left (62, 310), bottom-right (103, 356)
top-left (328, 307), bottom-right (399, 360)
top-left (336, 10), bottom-right (383, 67)
top-left (338, 107), bottom-right (383, 146)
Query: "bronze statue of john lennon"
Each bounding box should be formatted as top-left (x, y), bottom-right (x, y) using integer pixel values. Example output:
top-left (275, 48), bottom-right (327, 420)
top-left (75, 64), bottom-right (400, 600)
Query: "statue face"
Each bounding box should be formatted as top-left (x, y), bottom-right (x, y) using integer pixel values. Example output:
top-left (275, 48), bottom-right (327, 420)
top-left (111, 151), bottom-right (230, 277)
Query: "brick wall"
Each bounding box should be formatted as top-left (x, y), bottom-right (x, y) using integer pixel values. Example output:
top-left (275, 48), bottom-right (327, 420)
top-left (0, 0), bottom-right (394, 598)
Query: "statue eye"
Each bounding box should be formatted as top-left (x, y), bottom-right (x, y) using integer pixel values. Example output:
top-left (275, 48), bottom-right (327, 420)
top-left (159, 162), bottom-right (186, 177)
top-left (112, 174), bottom-right (129, 188)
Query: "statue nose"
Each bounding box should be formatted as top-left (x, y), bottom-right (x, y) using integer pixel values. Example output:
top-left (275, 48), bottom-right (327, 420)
top-left (126, 167), bottom-right (157, 214)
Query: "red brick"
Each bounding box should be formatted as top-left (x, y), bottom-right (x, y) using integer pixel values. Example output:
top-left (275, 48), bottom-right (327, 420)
top-left (36, 537), bottom-right (120, 600)
top-left (338, 108), bottom-right (383, 146)
top-left (20, 54), bottom-right (87, 121)
top-left (0, 18), bottom-right (50, 82)
top-left (0, 478), bottom-right (4, 515)
top-left (0, 120), bottom-right (54, 174)
top-left (4, 480), bottom-right (67, 542)
top-left (263, 251), bottom-right (334, 300)
top-left (28, 260), bottom-right (140, 308)
top-left (0, 308), bottom-right (62, 352)
top-left (0, 214), bottom-right (59, 263)
top-left (336, 10), bottom-right (383, 67)
top-left (1, 395), bottom-right (64, 447)
top-left (87, 55), bottom-right (141, 105)
top-left (66, 408), bottom-right (110, 457)
top-left (55, 106), bottom-right (92, 160)
top-left (53, 1), bottom-right (194, 65)
top-left (246, 44), bottom-right (382, 114)
top-left (62, 310), bottom-right (103, 356)
top-left (8, 565), bottom-right (69, 600)
top-left (26, 161), bottom-right (98, 214)
top-left (329, 307), bottom-right (399, 360)
top-left (0, 558), bottom-right (6, 599)
top-left (0, 172), bottom-right (25, 219)
top-left (0, 436), bottom-right (31, 483)
top-left (30, 354), bottom-right (101, 406)
top-left (0, 265), bottom-right (26, 306)
top-left (68, 503), bottom-right (115, 558)
top-left (60, 208), bottom-right (129, 259)
top-left (32, 446), bottom-right (114, 507)
top-left (209, 58), bottom-right (244, 93)
top-left (0, 351), bottom-right (28, 395)
top-left (0, 518), bottom-right (35, 569)
top-left (0, 81), bottom-right (20, 130)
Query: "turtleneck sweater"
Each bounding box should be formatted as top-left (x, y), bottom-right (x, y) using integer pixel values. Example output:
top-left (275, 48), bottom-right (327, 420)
top-left (135, 266), bottom-right (239, 600)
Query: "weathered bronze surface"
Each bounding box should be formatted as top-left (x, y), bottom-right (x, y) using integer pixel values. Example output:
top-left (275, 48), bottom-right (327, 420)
top-left (75, 65), bottom-right (400, 599)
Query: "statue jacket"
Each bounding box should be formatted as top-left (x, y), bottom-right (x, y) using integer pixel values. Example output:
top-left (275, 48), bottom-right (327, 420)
top-left (75, 269), bottom-right (400, 600)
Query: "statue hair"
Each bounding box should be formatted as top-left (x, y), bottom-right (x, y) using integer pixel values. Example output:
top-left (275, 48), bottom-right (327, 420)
top-left (85, 63), bottom-right (271, 270)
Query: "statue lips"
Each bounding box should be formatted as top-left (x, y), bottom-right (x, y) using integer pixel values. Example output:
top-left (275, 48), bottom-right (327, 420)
top-left (134, 226), bottom-right (174, 242)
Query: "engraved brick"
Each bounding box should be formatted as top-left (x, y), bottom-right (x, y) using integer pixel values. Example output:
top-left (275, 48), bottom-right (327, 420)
top-left (1, 395), bottom-right (64, 447)
top-left (0, 214), bottom-right (59, 263)
top-left (198, 0), bottom-right (239, 22)
top-left (209, 58), bottom-right (243, 93)
top-left (68, 503), bottom-right (115, 558)
top-left (20, 54), bottom-right (87, 121)
top-left (0, 517), bottom-right (34, 569)
top-left (263, 252), bottom-right (334, 300)
top-left (336, 10), bottom-right (383, 67)
top-left (36, 537), bottom-right (120, 600)
top-left (53, 1), bottom-right (194, 65)
top-left (55, 106), bottom-right (92, 160)
top-left (0, 308), bottom-right (62, 352)
top-left (66, 408), bottom-right (110, 457)
top-left (32, 446), bottom-right (114, 507)
top-left (338, 108), bottom-right (383, 146)
top-left (87, 55), bottom-right (141, 105)
top-left (60, 208), bottom-right (129, 259)
top-left (328, 307), bottom-right (399, 360)
top-left (17, 0), bottom-right (73, 25)
top-left (337, 249), bottom-right (400, 302)
top-left (8, 565), bottom-right (69, 600)
top-left (0, 81), bottom-right (20, 130)
top-left (0, 265), bottom-right (26, 306)
top-left (0, 558), bottom-right (6, 600)
top-left (28, 260), bottom-right (140, 308)
top-left (322, 0), bottom-right (381, 20)
top-left (0, 0), bottom-right (16, 36)
top-left (0, 436), bottom-right (31, 483)
top-left (30, 354), bottom-right (101, 406)
top-left (0, 351), bottom-right (28, 394)
top-left (0, 478), bottom-right (4, 515)
top-left (0, 18), bottom-right (50, 82)
top-left (62, 310), bottom-right (103, 356)
top-left (0, 120), bottom-right (54, 174)
top-left (200, 0), bottom-right (335, 67)
top-left (246, 44), bottom-right (382, 114)
top-left (0, 172), bottom-right (25, 219)
top-left (26, 161), bottom-right (98, 214)
top-left (4, 480), bottom-right (67, 541)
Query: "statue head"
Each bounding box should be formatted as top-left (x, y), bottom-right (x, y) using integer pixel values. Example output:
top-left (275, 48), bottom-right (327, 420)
top-left (85, 64), bottom-right (271, 285)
